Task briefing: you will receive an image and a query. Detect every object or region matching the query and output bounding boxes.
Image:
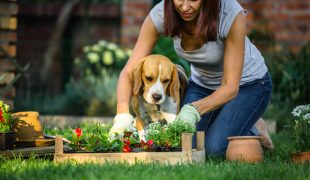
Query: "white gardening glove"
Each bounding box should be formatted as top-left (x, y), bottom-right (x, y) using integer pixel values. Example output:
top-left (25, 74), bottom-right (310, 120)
top-left (175, 104), bottom-right (201, 128)
top-left (109, 113), bottom-right (134, 138)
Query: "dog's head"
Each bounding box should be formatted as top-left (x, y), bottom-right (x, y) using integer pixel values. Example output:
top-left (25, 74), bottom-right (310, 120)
top-left (132, 55), bottom-right (180, 105)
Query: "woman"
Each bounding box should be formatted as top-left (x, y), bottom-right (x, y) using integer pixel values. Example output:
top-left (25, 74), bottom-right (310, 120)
top-left (110, 0), bottom-right (274, 156)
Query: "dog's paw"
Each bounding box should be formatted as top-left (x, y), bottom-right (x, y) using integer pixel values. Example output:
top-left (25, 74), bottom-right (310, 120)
top-left (162, 112), bottom-right (177, 124)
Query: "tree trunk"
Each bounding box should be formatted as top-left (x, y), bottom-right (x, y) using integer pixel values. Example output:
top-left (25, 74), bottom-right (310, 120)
top-left (40, 0), bottom-right (80, 93)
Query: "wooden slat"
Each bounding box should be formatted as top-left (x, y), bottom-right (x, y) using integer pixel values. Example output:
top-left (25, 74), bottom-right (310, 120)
top-left (0, 31), bottom-right (17, 42)
top-left (54, 132), bottom-right (206, 165)
top-left (0, 44), bottom-right (16, 57)
top-left (0, 2), bottom-right (18, 15)
top-left (0, 146), bottom-right (55, 158)
top-left (0, 87), bottom-right (15, 98)
top-left (0, 60), bottom-right (15, 71)
top-left (0, 72), bottom-right (15, 85)
top-left (0, 16), bottom-right (17, 30)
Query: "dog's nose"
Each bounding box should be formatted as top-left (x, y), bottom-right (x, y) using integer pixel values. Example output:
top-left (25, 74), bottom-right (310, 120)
top-left (152, 93), bottom-right (162, 102)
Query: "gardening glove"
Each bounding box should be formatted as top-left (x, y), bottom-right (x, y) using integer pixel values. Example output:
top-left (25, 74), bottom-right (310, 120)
top-left (109, 113), bottom-right (134, 138)
top-left (175, 104), bottom-right (201, 128)
top-left (138, 129), bottom-right (146, 142)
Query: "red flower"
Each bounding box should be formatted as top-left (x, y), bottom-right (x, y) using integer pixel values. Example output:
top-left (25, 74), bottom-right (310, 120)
top-left (0, 109), bottom-right (4, 123)
top-left (122, 144), bottom-right (132, 153)
top-left (147, 140), bottom-right (154, 146)
top-left (123, 139), bottom-right (130, 146)
top-left (74, 128), bottom-right (83, 138)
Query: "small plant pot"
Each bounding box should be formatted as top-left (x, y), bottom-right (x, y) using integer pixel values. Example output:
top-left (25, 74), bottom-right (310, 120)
top-left (0, 131), bottom-right (16, 151)
top-left (226, 136), bottom-right (263, 163)
top-left (291, 151), bottom-right (310, 163)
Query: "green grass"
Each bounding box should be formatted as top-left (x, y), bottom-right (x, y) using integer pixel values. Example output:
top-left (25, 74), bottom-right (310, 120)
top-left (0, 131), bottom-right (309, 180)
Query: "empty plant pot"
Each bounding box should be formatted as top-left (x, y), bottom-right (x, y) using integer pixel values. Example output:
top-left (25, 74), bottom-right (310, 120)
top-left (291, 152), bottom-right (310, 163)
top-left (226, 136), bottom-right (263, 163)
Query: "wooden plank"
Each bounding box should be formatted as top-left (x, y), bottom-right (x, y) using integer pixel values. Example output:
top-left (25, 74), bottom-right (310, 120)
top-left (0, 87), bottom-right (15, 98)
top-left (54, 132), bottom-right (206, 165)
top-left (0, 60), bottom-right (15, 71)
top-left (0, 146), bottom-right (55, 158)
top-left (182, 133), bottom-right (192, 152)
top-left (0, 31), bottom-right (17, 42)
top-left (0, 44), bottom-right (16, 57)
top-left (0, 16), bottom-right (17, 30)
top-left (0, 72), bottom-right (15, 85)
top-left (196, 131), bottom-right (204, 151)
top-left (0, 2), bottom-right (18, 15)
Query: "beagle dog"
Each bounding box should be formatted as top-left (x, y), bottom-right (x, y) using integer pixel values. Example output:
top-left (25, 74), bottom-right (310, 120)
top-left (131, 54), bottom-right (188, 134)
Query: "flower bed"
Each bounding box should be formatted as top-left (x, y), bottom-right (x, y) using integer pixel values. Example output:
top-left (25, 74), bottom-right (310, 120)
top-left (54, 121), bottom-right (205, 164)
top-left (54, 132), bottom-right (205, 164)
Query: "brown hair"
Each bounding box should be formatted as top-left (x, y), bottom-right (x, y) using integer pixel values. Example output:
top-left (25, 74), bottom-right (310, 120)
top-left (164, 0), bottom-right (220, 42)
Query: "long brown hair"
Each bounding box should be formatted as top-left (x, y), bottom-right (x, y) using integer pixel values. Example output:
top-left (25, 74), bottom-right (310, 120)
top-left (164, 0), bottom-right (220, 42)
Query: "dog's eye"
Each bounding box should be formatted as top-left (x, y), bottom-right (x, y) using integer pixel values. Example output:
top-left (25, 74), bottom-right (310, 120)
top-left (146, 76), bottom-right (153, 82)
top-left (163, 79), bottom-right (170, 83)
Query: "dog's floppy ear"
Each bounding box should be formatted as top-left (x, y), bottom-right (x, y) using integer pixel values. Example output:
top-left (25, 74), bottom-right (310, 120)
top-left (168, 65), bottom-right (180, 103)
top-left (176, 64), bottom-right (188, 100)
top-left (131, 60), bottom-right (144, 96)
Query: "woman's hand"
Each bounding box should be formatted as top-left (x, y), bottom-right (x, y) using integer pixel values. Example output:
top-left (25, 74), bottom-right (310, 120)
top-left (109, 113), bottom-right (134, 137)
top-left (175, 104), bottom-right (201, 128)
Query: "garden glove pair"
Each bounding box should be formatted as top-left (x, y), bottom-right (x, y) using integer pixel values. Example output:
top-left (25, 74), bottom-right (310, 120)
top-left (109, 113), bottom-right (134, 139)
top-left (175, 104), bottom-right (201, 128)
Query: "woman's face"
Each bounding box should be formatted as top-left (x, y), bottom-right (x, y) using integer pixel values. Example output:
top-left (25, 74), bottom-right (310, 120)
top-left (173, 0), bottom-right (202, 22)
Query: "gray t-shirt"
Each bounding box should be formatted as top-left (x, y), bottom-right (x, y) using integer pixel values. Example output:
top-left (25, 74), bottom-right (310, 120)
top-left (149, 0), bottom-right (268, 90)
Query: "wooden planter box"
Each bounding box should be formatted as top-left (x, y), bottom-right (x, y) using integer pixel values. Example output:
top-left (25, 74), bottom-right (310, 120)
top-left (54, 132), bottom-right (205, 165)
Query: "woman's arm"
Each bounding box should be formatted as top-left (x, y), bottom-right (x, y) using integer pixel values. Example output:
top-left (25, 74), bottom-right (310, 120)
top-left (192, 11), bottom-right (246, 114)
top-left (116, 16), bottom-right (160, 114)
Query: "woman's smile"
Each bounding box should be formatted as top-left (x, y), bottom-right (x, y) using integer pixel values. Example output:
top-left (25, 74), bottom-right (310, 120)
top-left (173, 0), bottom-right (202, 22)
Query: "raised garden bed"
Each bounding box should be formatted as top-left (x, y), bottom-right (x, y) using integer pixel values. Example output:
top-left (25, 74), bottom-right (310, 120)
top-left (54, 132), bottom-right (205, 164)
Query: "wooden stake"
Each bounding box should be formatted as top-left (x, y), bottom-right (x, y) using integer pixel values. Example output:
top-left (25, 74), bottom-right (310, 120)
top-left (196, 131), bottom-right (205, 151)
top-left (182, 133), bottom-right (192, 152)
top-left (55, 136), bottom-right (63, 154)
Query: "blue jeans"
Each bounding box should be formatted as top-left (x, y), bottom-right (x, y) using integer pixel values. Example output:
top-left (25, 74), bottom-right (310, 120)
top-left (181, 73), bottom-right (272, 157)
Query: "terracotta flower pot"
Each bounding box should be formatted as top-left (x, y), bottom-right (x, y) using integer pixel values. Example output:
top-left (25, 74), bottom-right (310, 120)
top-left (226, 136), bottom-right (263, 163)
top-left (291, 151), bottom-right (310, 163)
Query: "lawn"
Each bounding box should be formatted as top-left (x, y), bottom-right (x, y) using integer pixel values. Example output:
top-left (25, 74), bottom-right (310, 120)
top-left (0, 131), bottom-right (309, 180)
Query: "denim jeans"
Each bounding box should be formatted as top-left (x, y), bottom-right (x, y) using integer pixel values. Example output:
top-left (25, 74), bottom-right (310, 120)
top-left (181, 73), bottom-right (272, 157)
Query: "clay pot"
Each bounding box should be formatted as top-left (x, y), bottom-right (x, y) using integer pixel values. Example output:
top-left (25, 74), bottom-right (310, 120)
top-left (226, 136), bottom-right (263, 163)
top-left (291, 151), bottom-right (310, 163)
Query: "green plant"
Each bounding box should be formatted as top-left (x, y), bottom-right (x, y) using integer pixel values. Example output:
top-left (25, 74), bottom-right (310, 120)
top-left (291, 104), bottom-right (310, 152)
top-left (263, 42), bottom-right (310, 131)
top-left (65, 124), bottom-right (124, 152)
top-left (145, 120), bottom-right (195, 148)
top-left (0, 101), bottom-right (18, 133)
top-left (76, 40), bottom-right (131, 75)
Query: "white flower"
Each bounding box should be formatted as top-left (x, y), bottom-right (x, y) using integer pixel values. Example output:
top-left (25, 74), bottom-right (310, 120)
top-left (91, 45), bottom-right (101, 52)
top-left (107, 43), bottom-right (117, 50)
top-left (98, 40), bottom-right (107, 47)
top-left (3, 104), bottom-right (10, 112)
top-left (87, 52), bottom-right (100, 63)
top-left (115, 49), bottom-right (126, 60)
top-left (303, 113), bottom-right (310, 120)
top-left (292, 105), bottom-right (310, 117)
top-left (83, 45), bottom-right (91, 53)
top-left (102, 51), bottom-right (113, 65)
top-left (125, 49), bottom-right (132, 56)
